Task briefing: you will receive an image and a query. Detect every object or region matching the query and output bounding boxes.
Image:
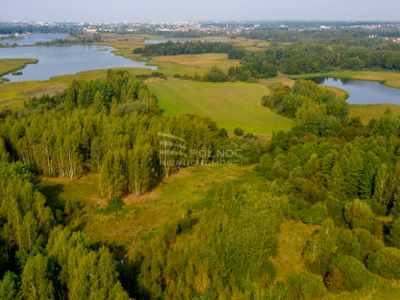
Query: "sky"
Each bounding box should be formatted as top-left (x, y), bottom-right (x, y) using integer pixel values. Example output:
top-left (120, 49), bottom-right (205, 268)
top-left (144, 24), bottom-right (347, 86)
top-left (1, 0), bottom-right (399, 22)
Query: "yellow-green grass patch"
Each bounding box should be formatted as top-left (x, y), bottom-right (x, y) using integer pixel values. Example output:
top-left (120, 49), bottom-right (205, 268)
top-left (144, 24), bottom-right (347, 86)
top-left (149, 53), bottom-right (240, 75)
top-left (349, 103), bottom-right (400, 124)
top-left (80, 165), bottom-right (254, 258)
top-left (271, 220), bottom-right (318, 282)
top-left (148, 80), bottom-right (293, 134)
top-left (0, 58), bottom-right (38, 83)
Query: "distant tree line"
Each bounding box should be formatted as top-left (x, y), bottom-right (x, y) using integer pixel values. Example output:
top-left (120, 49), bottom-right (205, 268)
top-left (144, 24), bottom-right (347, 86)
top-left (133, 40), bottom-right (246, 59)
top-left (243, 29), bottom-right (400, 48)
top-left (241, 43), bottom-right (400, 75)
top-left (34, 34), bottom-right (101, 46)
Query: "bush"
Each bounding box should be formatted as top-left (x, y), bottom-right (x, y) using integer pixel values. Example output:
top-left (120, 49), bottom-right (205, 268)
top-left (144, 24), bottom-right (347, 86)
top-left (344, 199), bottom-right (374, 230)
top-left (366, 247), bottom-right (400, 279)
top-left (286, 274), bottom-right (326, 299)
top-left (218, 128), bottom-right (228, 139)
top-left (326, 255), bottom-right (373, 291)
top-left (114, 102), bottom-right (151, 117)
top-left (301, 202), bottom-right (328, 225)
top-left (387, 218), bottom-right (400, 249)
top-left (303, 219), bottom-right (338, 275)
top-left (234, 127), bottom-right (244, 136)
top-left (97, 197), bottom-right (125, 215)
top-left (324, 268), bottom-right (344, 292)
top-left (202, 66), bottom-right (229, 82)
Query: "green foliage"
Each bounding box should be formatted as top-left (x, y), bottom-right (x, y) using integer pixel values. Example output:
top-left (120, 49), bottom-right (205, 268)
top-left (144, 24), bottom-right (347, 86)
top-left (234, 126), bottom-right (244, 136)
top-left (0, 162), bottom-right (35, 183)
top-left (336, 228), bottom-right (379, 262)
top-left (132, 183), bottom-right (286, 299)
top-left (303, 219), bottom-right (338, 275)
top-left (228, 62), bottom-right (278, 80)
top-left (366, 247), bottom-right (400, 279)
top-left (202, 65), bottom-right (229, 82)
top-left (135, 40), bottom-right (240, 57)
top-left (301, 202), bottom-right (328, 225)
top-left (387, 218), bottom-right (400, 249)
top-left (285, 274), bottom-right (327, 299)
top-left (0, 271), bottom-right (20, 300)
top-left (238, 39), bottom-right (400, 74)
top-left (326, 255), bottom-right (373, 291)
top-left (264, 79), bottom-right (347, 137)
top-left (21, 254), bottom-right (54, 300)
top-left (96, 197), bottom-right (125, 215)
top-left (344, 199), bottom-right (375, 230)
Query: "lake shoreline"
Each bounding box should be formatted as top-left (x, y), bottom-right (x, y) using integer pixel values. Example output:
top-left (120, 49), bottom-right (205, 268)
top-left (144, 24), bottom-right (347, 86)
top-left (0, 44), bottom-right (156, 83)
top-left (294, 70), bottom-right (400, 89)
top-left (311, 77), bottom-right (400, 105)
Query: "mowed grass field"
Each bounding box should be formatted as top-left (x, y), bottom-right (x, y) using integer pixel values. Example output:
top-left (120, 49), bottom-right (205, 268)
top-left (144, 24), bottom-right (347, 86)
top-left (148, 81), bottom-right (293, 134)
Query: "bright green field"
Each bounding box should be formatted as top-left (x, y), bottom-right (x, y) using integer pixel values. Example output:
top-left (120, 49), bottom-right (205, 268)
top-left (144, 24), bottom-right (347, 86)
top-left (148, 81), bottom-right (293, 134)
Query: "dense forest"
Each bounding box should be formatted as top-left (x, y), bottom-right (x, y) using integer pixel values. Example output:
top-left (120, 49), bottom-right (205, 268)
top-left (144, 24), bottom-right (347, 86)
top-left (243, 29), bottom-right (400, 46)
top-left (1, 70), bottom-right (400, 298)
top-left (133, 40), bottom-right (246, 59)
top-left (140, 39), bottom-right (400, 83)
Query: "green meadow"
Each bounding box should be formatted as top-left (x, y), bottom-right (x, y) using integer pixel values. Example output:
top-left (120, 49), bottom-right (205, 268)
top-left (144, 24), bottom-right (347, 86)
top-left (148, 80), bottom-right (293, 134)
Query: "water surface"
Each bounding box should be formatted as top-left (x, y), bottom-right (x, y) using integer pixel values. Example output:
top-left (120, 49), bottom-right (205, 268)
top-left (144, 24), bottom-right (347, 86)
top-left (1, 33), bottom-right (69, 46)
top-left (0, 45), bottom-right (156, 83)
top-left (315, 77), bottom-right (400, 105)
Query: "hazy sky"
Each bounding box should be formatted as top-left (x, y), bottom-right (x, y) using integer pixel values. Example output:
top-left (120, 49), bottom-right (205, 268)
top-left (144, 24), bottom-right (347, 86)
top-left (1, 0), bottom-right (399, 22)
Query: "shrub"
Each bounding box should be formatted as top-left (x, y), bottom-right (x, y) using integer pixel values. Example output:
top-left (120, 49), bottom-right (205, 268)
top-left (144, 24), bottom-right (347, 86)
top-left (336, 228), bottom-right (379, 262)
top-left (324, 268), bottom-right (344, 292)
top-left (344, 199), bottom-right (374, 230)
top-left (354, 229), bottom-right (379, 261)
top-left (303, 219), bottom-right (338, 275)
top-left (97, 197), bottom-right (125, 215)
top-left (366, 247), bottom-right (400, 279)
top-left (387, 218), bottom-right (400, 249)
top-left (234, 127), bottom-right (244, 136)
top-left (327, 255), bottom-right (373, 291)
top-left (286, 274), bottom-right (326, 299)
top-left (202, 66), bottom-right (229, 82)
top-left (301, 202), bottom-right (328, 225)
top-left (218, 128), bottom-right (228, 139)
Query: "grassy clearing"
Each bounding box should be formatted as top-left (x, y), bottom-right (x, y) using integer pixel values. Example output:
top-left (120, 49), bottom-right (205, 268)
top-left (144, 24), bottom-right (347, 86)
top-left (39, 165), bottom-right (253, 258)
top-left (295, 70), bottom-right (400, 89)
top-left (0, 58), bottom-right (38, 83)
top-left (349, 103), bottom-right (400, 124)
top-left (150, 53), bottom-right (240, 75)
top-left (271, 220), bottom-right (318, 281)
top-left (148, 80), bottom-right (293, 134)
top-left (272, 219), bottom-right (400, 299)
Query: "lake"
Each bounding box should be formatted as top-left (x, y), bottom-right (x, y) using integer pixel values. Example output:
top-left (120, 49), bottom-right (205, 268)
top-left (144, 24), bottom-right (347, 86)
top-left (0, 45), bottom-right (156, 83)
top-left (1, 33), bottom-right (69, 46)
top-left (144, 39), bottom-right (229, 44)
top-left (315, 77), bottom-right (400, 105)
